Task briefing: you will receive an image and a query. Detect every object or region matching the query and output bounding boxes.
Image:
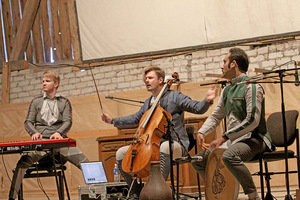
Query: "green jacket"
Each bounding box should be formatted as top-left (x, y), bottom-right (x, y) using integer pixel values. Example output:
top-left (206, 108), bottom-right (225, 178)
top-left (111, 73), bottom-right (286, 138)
top-left (223, 75), bottom-right (271, 142)
top-left (199, 74), bottom-right (273, 150)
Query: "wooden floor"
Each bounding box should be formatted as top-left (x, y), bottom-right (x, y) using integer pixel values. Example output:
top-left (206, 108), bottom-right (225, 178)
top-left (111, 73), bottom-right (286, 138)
top-left (0, 186), bottom-right (298, 200)
top-left (234, 186), bottom-right (298, 200)
top-left (179, 186), bottom-right (298, 200)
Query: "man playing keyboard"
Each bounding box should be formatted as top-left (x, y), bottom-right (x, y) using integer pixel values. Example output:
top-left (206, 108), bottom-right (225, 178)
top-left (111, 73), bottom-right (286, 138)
top-left (8, 71), bottom-right (89, 200)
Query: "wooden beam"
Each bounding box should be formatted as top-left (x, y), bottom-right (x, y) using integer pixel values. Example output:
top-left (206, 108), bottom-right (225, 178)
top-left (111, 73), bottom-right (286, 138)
top-left (50, 0), bottom-right (62, 61)
top-left (253, 68), bottom-right (268, 73)
top-left (59, 0), bottom-right (72, 59)
top-left (1, 62), bottom-right (11, 104)
top-left (0, 4), bottom-right (5, 65)
top-left (40, 0), bottom-right (51, 62)
top-left (67, 0), bottom-right (82, 65)
top-left (72, 67), bottom-right (81, 71)
top-left (10, 0), bottom-right (25, 60)
top-left (10, 0), bottom-right (41, 61)
top-left (201, 73), bottom-right (223, 78)
top-left (10, 0), bottom-right (22, 40)
top-left (2, 0), bottom-right (14, 58)
top-left (24, 59), bottom-right (73, 72)
top-left (32, 9), bottom-right (44, 63)
top-left (20, 0), bottom-right (34, 63)
top-left (9, 60), bottom-right (31, 71)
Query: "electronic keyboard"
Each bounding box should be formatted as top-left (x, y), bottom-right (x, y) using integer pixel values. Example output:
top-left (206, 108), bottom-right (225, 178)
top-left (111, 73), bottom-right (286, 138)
top-left (0, 138), bottom-right (76, 154)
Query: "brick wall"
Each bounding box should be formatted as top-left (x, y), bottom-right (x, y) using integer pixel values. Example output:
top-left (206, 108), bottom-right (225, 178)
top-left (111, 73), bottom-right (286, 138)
top-left (3, 40), bottom-right (300, 103)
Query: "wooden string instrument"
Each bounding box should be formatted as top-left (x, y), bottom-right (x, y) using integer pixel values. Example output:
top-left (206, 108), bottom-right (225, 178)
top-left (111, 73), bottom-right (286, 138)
top-left (122, 72), bottom-right (179, 178)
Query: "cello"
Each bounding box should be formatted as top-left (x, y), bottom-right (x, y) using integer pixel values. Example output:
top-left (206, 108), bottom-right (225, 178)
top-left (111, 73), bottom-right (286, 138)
top-left (122, 72), bottom-right (179, 178)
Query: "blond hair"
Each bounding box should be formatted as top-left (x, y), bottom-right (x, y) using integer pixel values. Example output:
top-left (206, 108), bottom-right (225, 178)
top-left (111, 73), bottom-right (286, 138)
top-left (43, 71), bottom-right (60, 87)
top-left (143, 66), bottom-right (165, 82)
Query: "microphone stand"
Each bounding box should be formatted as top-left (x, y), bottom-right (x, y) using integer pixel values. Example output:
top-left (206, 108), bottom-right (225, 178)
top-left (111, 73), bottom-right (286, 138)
top-left (162, 111), bottom-right (195, 200)
top-left (105, 95), bottom-right (145, 104)
top-left (200, 80), bottom-right (230, 86)
top-left (237, 73), bottom-right (298, 85)
top-left (262, 68), bottom-right (296, 200)
top-left (220, 81), bottom-right (228, 131)
top-left (162, 112), bottom-right (175, 200)
top-left (106, 95), bottom-right (144, 107)
top-left (200, 80), bottom-right (229, 134)
top-left (198, 80), bottom-right (229, 199)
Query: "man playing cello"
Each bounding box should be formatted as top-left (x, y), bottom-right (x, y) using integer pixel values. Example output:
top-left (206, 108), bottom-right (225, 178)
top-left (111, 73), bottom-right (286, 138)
top-left (101, 66), bottom-right (217, 199)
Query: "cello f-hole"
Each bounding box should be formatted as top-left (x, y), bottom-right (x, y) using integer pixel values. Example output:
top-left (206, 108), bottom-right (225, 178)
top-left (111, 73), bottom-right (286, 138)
top-left (145, 134), bottom-right (150, 145)
top-left (130, 149), bottom-right (137, 171)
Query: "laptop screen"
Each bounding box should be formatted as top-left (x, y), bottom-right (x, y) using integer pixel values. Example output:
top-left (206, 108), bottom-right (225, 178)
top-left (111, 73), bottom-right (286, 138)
top-left (80, 161), bottom-right (108, 184)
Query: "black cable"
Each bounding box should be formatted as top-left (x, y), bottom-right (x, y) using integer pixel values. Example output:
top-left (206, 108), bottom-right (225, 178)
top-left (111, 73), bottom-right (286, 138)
top-left (1, 149), bottom-right (12, 182)
top-left (33, 150), bottom-right (50, 200)
top-left (35, 162), bottom-right (50, 200)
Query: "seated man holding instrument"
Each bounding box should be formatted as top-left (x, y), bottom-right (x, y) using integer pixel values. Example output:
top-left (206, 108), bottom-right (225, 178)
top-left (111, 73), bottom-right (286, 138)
top-left (191, 48), bottom-right (274, 200)
top-left (101, 66), bottom-right (217, 199)
top-left (9, 71), bottom-right (88, 200)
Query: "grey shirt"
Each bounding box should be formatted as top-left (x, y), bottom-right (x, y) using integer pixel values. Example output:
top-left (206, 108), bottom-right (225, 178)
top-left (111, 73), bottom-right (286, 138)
top-left (113, 89), bottom-right (212, 150)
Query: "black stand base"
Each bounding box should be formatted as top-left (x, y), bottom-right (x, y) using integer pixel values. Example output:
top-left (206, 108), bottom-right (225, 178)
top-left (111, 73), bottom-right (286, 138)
top-left (284, 195), bottom-right (293, 200)
top-left (265, 192), bottom-right (274, 200)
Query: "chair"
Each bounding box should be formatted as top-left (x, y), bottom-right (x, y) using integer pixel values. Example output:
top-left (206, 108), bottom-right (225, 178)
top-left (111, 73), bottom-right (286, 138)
top-left (18, 154), bottom-right (69, 200)
top-left (173, 125), bottom-right (202, 200)
top-left (253, 110), bottom-right (299, 200)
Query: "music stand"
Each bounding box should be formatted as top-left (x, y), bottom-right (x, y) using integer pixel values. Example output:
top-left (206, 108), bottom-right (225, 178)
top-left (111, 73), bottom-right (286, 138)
top-left (163, 111), bottom-right (198, 200)
top-left (162, 111), bottom-right (176, 200)
top-left (262, 67), bottom-right (300, 200)
top-left (200, 80), bottom-right (230, 131)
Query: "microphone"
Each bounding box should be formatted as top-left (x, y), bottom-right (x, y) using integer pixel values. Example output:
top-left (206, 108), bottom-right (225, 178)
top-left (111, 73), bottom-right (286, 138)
top-left (294, 61), bottom-right (300, 86)
top-left (105, 94), bottom-right (112, 99)
top-left (236, 80), bottom-right (250, 86)
top-left (191, 155), bottom-right (203, 161)
top-left (105, 94), bottom-right (145, 104)
top-left (174, 155), bottom-right (203, 162)
top-left (237, 76), bottom-right (266, 86)
top-left (200, 80), bottom-right (230, 86)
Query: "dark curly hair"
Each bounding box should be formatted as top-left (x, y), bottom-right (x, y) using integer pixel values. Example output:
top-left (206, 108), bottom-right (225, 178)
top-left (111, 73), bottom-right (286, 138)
top-left (228, 48), bottom-right (249, 72)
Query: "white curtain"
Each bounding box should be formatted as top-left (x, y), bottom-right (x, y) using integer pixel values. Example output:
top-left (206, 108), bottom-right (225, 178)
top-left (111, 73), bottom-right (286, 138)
top-left (76, 0), bottom-right (300, 61)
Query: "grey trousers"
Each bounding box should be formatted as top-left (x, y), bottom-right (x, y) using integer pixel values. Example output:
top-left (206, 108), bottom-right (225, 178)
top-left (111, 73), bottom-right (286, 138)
top-left (9, 147), bottom-right (88, 199)
top-left (191, 136), bottom-right (267, 195)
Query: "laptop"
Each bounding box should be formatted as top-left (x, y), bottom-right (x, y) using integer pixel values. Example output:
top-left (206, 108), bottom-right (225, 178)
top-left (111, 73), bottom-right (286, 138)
top-left (80, 161), bottom-right (108, 184)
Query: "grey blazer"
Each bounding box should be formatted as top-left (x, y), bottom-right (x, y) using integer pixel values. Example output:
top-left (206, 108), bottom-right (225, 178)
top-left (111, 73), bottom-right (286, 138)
top-left (113, 89), bottom-right (211, 150)
top-left (24, 95), bottom-right (72, 138)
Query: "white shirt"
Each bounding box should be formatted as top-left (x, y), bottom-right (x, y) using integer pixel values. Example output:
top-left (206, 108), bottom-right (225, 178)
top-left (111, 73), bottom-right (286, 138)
top-left (41, 93), bottom-right (60, 126)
